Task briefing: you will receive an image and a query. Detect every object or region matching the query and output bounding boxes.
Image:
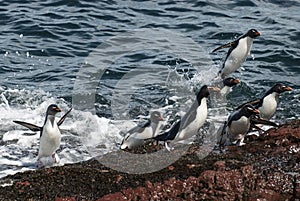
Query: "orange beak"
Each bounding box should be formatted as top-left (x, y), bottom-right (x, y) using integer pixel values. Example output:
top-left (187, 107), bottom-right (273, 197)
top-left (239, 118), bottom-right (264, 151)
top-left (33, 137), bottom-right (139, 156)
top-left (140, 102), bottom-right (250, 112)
top-left (233, 79), bottom-right (241, 84)
top-left (284, 86), bottom-right (293, 91)
top-left (55, 107), bottom-right (62, 112)
top-left (159, 115), bottom-right (164, 121)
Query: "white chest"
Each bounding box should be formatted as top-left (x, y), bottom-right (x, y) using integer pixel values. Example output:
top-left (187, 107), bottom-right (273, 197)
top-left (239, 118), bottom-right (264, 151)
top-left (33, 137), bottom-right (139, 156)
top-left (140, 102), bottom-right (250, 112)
top-left (177, 98), bottom-right (207, 141)
top-left (259, 93), bottom-right (278, 120)
top-left (38, 118), bottom-right (61, 158)
top-left (229, 116), bottom-right (250, 137)
top-left (224, 37), bottom-right (253, 73)
top-left (220, 86), bottom-right (231, 96)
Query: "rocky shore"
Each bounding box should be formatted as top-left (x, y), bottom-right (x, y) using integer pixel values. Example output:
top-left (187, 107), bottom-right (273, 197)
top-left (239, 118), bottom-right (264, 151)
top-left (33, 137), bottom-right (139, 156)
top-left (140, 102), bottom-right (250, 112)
top-left (0, 120), bottom-right (299, 201)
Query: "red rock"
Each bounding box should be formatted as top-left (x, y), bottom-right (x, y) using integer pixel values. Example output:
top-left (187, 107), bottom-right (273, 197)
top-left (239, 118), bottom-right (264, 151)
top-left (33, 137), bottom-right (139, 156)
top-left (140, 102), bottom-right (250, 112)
top-left (0, 120), bottom-right (299, 200)
top-left (55, 197), bottom-right (76, 201)
top-left (97, 192), bottom-right (124, 201)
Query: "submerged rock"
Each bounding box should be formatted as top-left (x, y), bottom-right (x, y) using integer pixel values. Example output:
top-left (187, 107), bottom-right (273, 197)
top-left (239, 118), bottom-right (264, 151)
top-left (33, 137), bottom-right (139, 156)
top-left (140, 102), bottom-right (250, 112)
top-left (0, 120), bottom-right (299, 200)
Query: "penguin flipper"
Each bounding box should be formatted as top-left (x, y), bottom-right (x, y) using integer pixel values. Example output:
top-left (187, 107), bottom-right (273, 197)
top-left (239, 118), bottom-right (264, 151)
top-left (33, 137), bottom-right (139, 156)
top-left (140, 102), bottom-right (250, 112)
top-left (236, 99), bottom-right (260, 110)
top-left (212, 41), bottom-right (237, 53)
top-left (218, 121), bottom-right (228, 146)
top-left (57, 108), bottom-right (72, 126)
top-left (153, 120), bottom-right (181, 141)
top-left (250, 116), bottom-right (278, 127)
top-left (13, 120), bottom-right (42, 132)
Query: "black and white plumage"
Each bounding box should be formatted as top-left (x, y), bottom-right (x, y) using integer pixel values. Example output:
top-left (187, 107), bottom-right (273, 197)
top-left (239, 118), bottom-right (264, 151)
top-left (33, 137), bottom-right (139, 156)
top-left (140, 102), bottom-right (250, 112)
top-left (120, 111), bottom-right (164, 150)
top-left (220, 77), bottom-right (240, 96)
top-left (213, 29), bottom-right (261, 79)
top-left (154, 85), bottom-right (210, 151)
top-left (13, 104), bottom-right (72, 167)
top-left (224, 104), bottom-right (260, 146)
top-left (237, 83), bottom-right (293, 120)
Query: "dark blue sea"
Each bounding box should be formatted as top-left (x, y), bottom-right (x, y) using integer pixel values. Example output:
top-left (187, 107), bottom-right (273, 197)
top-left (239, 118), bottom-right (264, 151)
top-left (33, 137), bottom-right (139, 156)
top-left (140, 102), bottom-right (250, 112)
top-left (0, 0), bottom-right (299, 177)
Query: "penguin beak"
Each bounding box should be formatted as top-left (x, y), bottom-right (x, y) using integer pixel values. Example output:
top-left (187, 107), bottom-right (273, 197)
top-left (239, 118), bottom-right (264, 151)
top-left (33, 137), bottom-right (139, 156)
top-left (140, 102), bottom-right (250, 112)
top-left (254, 109), bottom-right (260, 114)
top-left (208, 86), bottom-right (221, 92)
top-left (159, 116), bottom-right (164, 121)
top-left (55, 107), bottom-right (62, 112)
top-left (283, 86), bottom-right (293, 91)
top-left (233, 79), bottom-right (241, 84)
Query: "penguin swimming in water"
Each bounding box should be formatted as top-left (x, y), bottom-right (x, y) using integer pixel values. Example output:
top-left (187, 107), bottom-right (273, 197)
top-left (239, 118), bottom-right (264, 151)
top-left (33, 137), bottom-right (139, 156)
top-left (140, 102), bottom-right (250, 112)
top-left (212, 29), bottom-right (261, 79)
top-left (13, 104), bottom-right (72, 168)
top-left (236, 83), bottom-right (293, 120)
top-left (120, 111), bottom-right (164, 150)
top-left (153, 85), bottom-right (210, 151)
top-left (220, 77), bottom-right (240, 96)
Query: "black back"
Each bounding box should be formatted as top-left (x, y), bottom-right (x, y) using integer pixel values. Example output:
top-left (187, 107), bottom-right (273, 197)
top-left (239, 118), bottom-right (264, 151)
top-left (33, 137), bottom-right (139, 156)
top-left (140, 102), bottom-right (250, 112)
top-left (154, 85), bottom-right (209, 142)
top-left (228, 104), bottom-right (258, 126)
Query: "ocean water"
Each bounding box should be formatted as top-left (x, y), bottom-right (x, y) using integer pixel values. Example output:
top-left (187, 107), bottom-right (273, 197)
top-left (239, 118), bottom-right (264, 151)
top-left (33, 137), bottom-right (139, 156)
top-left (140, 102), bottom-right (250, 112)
top-left (0, 0), bottom-right (299, 178)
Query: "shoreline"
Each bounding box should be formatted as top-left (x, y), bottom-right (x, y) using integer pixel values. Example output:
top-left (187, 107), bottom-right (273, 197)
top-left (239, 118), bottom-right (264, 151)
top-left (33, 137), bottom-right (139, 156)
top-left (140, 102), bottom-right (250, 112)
top-left (0, 119), bottom-right (299, 200)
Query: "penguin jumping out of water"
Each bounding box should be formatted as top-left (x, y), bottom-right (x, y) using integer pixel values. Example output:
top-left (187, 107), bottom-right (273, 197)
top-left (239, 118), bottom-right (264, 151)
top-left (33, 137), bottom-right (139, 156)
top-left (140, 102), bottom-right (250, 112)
top-left (120, 111), bottom-right (164, 150)
top-left (153, 85), bottom-right (210, 151)
top-left (13, 104), bottom-right (72, 168)
top-left (212, 29), bottom-right (261, 79)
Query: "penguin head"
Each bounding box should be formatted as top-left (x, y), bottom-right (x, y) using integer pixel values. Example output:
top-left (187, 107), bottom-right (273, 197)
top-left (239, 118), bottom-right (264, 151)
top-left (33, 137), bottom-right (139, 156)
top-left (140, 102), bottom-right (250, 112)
top-left (240, 104), bottom-right (260, 117)
top-left (223, 77), bottom-right (241, 87)
top-left (150, 111), bottom-right (164, 123)
top-left (46, 104), bottom-right (62, 116)
top-left (196, 85), bottom-right (210, 104)
top-left (270, 83), bottom-right (293, 94)
top-left (246, 29), bottom-right (261, 38)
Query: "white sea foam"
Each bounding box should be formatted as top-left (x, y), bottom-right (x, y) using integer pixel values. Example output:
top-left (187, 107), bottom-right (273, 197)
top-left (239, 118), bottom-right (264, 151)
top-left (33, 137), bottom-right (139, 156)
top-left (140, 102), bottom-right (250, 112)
top-left (0, 68), bottom-right (230, 178)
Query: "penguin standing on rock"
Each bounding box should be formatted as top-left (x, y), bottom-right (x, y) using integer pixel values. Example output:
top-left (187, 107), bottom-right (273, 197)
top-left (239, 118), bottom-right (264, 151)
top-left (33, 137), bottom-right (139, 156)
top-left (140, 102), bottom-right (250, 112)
top-left (153, 85), bottom-right (211, 151)
top-left (120, 111), bottom-right (164, 150)
top-left (13, 104), bottom-right (72, 168)
top-left (212, 29), bottom-right (261, 78)
top-left (220, 104), bottom-right (260, 146)
top-left (237, 83), bottom-right (293, 120)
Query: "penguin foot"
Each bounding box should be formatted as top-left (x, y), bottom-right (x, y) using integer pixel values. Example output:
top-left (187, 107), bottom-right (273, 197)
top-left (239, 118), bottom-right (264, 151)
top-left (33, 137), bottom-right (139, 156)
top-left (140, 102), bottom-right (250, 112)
top-left (236, 139), bottom-right (246, 146)
top-left (165, 142), bottom-right (174, 151)
top-left (52, 153), bottom-right (60, 164)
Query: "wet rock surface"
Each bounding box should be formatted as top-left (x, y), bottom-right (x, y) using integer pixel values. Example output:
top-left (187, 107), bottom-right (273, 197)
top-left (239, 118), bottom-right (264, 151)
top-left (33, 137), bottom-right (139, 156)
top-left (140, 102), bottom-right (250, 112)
top-left (0, 120), bottom-right (299, 200)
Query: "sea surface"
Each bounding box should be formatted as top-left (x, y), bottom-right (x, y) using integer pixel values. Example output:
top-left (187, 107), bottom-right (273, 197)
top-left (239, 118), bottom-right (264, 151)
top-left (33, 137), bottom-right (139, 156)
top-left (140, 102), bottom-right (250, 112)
top-left (0, 0), bottom-right (299, 178)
